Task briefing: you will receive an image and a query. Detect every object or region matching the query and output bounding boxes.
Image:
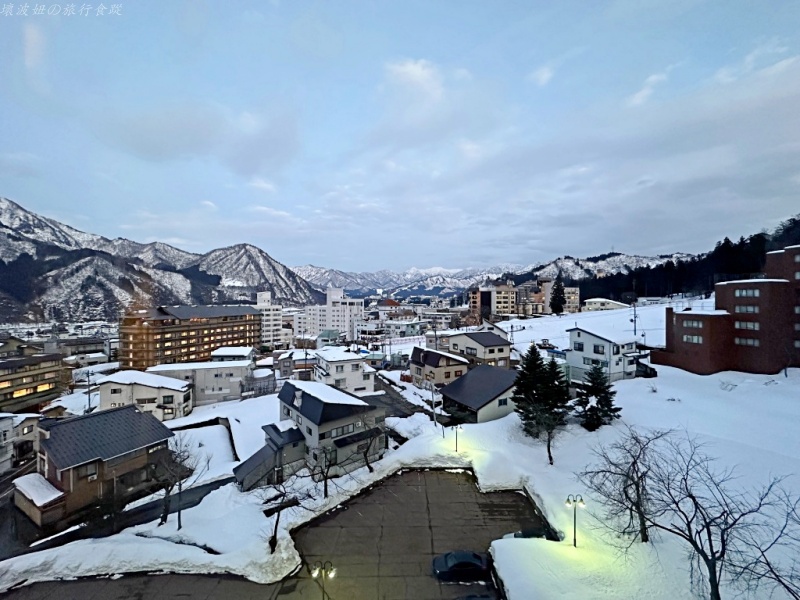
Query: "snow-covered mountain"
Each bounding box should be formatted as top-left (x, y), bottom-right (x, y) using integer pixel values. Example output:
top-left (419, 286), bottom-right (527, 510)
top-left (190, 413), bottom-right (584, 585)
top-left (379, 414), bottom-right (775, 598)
top-left (293, 252), bottom-right (694, 296)
top-left (0, 197), bottom-right (324, 321)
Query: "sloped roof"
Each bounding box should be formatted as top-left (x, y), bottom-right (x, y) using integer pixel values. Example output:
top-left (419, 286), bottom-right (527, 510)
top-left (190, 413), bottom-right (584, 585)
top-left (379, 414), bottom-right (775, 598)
top-left (455, 332), bottom-right (511, 347)
top-left (440, 365), bottom-right (518, 411)
top-left (210, 346), bottom-right (255, 357)
top-left (97, 370), bottom-right (189, 392)
top-left (40, 405), bottom-right (173, 470)
top-left (410, 346), bottom-right (469, 368)
top-left (278, 381), bottom-right (371, 426)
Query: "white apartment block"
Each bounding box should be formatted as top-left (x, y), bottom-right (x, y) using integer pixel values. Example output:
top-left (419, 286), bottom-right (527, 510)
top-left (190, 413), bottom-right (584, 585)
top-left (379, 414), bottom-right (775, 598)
top-left (313, 346), bottom-right (374, 393)
top-left (255, 292), bottom-right (292, 350)
top-left (96, 371), bottom-right (193, 421)
top-left (147, 360), bottom-right (254, 407)
top-left (296, 288), bottom-right (364, 341)
top-left (565, 327), bottom-right (637, 383)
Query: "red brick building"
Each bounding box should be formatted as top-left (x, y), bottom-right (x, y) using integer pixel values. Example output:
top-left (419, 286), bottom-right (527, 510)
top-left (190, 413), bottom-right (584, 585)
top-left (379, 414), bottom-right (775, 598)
top-left (651, 244), bottom-right (800, 375)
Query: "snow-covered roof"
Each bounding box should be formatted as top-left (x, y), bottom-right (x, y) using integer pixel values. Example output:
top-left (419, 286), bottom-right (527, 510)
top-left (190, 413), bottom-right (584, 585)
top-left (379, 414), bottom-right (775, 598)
top-left (314, 346), bottom-right (364, 362)
top-left (716, 279), bottom-right (789, 285)
top-left (96, 370), bottom-right (189, 392)
top-left (583, 298), bottom-right (628, 304)
top-left (45, 391), bottom-right (99, 415)
top-left (275, 419), bottom-right (298, 432)
top-left (411, 345), bottom-right (469, 365)
top-left (72, 362), bottom-right (120, 381)
top-left (14, 473), bottom-right (65, 507)
top-left (147, 360), bottom-right (252, 372)
top-left (252, 368), bottom-right (274, 378)
top-left (566, 325), bottom-right (637, 345)
top-left (363, 364), bottom-right (376, 373)
top-left (83, 352), bottom-right (107, 359)
top-left (0, 412), bottom-right (38, 427)
top-left (286, 380), bottom-right (367, 406)
top-left (255, 357), bottom-right (274, 367)
top-left (209, 346), bottom-right (255, 357)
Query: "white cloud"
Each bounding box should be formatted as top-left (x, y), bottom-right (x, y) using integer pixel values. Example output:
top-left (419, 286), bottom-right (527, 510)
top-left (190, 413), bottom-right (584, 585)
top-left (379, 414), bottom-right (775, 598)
top-left (714, 38), bottom-right (790, 83)
top-left (250, 205), bottom-right (292, 218)
top-left (201, 200), bottom-right (217, 209)
top-left (626, 72), bottom-right (669, 106)
top-left (385, 59), bottom-right (444, 102)
top-left (248, 177), bottom-right (276, 193)
top-left (529, 66), bottom-right (554, 87)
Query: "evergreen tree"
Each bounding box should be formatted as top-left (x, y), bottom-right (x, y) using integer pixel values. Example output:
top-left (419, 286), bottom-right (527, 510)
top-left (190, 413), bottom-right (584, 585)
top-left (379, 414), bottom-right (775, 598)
top-left (550, 276), bottom-right (566, 315)
top-left (575, 363), bottom-right (621, 431)
top-left (537, 358), bottom-right (571, 464)
top-left (513, 345), bottom-right (546, 438)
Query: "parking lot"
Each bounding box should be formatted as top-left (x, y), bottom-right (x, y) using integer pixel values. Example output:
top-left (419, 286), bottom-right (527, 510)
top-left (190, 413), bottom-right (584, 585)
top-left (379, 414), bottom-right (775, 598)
top-left (4, 470), bottom-right (545, 600)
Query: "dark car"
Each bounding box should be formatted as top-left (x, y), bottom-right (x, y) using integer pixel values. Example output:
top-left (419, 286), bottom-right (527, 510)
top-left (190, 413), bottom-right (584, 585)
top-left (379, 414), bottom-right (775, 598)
top-left (432, 551), bottom-right (491, 582)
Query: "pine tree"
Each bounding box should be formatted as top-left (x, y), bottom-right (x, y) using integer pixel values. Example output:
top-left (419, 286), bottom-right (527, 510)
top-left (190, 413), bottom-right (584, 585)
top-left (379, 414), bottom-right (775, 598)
top-left (575, 363), bottom-right (621, 431)
top-left (550, 276), bottom-right (566, 315)
top-left (513, 345), bottom-right (546, 438)
top-left (537, 358), bottom-right (571, 464)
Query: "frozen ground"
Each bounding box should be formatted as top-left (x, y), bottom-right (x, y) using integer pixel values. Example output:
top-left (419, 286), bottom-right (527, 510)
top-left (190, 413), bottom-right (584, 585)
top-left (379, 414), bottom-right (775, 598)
top-left (2, 302), bottom-right (799, 600)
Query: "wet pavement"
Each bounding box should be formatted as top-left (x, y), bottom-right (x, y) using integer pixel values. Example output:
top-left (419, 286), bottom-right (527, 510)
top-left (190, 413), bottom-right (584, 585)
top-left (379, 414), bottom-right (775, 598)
top-left (4, 470), bottom-right (545, 600)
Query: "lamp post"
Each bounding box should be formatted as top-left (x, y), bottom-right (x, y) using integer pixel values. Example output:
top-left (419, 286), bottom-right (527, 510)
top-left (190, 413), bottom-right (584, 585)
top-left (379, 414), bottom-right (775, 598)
top-left (454, 424), bottom-right (463, 452)
top-left (565, 494), bottom-right (585, 548)
top-left (310, 560), bottom-right (336, 599)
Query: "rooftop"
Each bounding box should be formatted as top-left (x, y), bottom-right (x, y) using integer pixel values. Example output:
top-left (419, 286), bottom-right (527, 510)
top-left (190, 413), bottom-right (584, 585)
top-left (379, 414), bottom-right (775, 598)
top-left (147, 360), bottom-right (252, 372)
top-left (97, 370), bottom-right (190, 392)
top-left (314, 346), bottom-right (365, 363)
top-left (440, 365), bottom-right (518, 410)
top-left (210, 346), bottom-right (255, 357)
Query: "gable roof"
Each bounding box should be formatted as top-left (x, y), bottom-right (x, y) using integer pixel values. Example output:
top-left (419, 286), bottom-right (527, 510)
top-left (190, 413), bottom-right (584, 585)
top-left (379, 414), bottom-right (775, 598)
top-left (565, 326), bottom-right (637, 346)
top-left (278, 381), bottom-right (371, 426)
top-left (410, 346), bottom-right (469, 368)
top-left (440, 365), bottom-right (518, 410)
top-left (454, 332), bottom-right (511, 348)
top-left (96, 370), bottom-right (190, 392)
top-left (39, 405), bottom-right (174, 470)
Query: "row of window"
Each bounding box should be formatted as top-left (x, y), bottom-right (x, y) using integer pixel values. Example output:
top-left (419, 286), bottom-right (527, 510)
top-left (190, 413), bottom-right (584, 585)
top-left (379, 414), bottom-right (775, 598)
top-left (583, 357), bottom-right (609, 367)
top-left (734, 321), bottom-right (759, 330)
top-left (734, 289), bottom-right (760, 298)
top-left (735, 305), bottom-right (759, 313)
top-left (683, 320), bottom-right (703, 329)
top-left (683, 335), bottom-right (703, 344)
top-left (734, 337), bottom-right (759, 347)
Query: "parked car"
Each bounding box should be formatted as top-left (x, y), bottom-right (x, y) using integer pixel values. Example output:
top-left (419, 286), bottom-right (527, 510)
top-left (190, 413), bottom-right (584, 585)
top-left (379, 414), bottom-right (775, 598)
top-left (432, 551), bottom-right (491, 582)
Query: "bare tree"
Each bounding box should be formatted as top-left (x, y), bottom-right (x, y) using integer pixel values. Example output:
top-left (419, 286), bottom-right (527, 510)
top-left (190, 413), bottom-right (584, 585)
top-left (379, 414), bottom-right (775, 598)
top-left (153, 432), bottom-right (211, 530)
top-left (581, 429), bottom-right (796, 600)
top-left (579, 426), bottom-right (672, 544)
top-left (257, 473), bottom-right (316, 554)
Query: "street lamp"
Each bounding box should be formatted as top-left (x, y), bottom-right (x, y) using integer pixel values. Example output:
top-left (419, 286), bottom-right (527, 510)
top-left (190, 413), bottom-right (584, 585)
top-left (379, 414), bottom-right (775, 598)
top-left (454, 424), bottom-right (463, 452)
top-left (310, 560), bottom-right (336, 599)
top-left (565, 494), bottom-right (585, 548)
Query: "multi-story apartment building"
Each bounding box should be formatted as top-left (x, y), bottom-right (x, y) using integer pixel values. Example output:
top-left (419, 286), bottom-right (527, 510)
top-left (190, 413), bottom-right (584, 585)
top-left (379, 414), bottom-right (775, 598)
top-left (446, 332), bottom-right (513, 368)
top-left (313, 346), bottom-right (374, 393)
top-left (119, 305), bottom-right (261, 371)
top-left (540, 279), bottom-right (581, 314)
top-left (469, 282), bottom-right (518, 319)
top-left (255, 292), bottom-right (292, 350)
top-left (565, 327), bottom-right (638, 383)
top-left (652, 243), bottom-right (800, 375)
top-left (147, 359), bottom-right (255, 406)
top-left (96, 371), bottom-right (193, 420)
top-left (295, 288), bottom-right (364, 340)
top-left (0, 354), bottom-right (63, 413)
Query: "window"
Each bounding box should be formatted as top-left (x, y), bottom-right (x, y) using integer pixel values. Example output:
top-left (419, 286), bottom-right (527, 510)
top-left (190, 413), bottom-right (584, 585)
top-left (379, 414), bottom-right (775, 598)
top-left (414, 367), bottom-right (422, 375)
top-left (613, 345), bottom-right (620, 355)
top-left (351, 364), bottom-right (360, 371)
top-left (12, 388), bottom-right (34, 398)
top-left (110, 388), bottom-right (122, 395)
top-left (498, 398), bottom-right (508, 406)
top-left (161, 395), bottom-right (174, 404)
top-left (488, 348), bottom-right (495, 354)
top-left (335, 378), bottom-right (346, 388)
top-left (466, 347), bottom-right (477, 356)
top-left (362, 373), bottom-right (371, 381)
top-left (454, 370), bottom-right (463, 376)
top-left (329, 423), bottom-right (355, 438)
top-left (445, 371), bottom-right (451, 379)
top-left (735, 305), bottom-right (759, 314)
top-left (297, 415), bottom-right (303, 425)
top-left (593, 344), bottom-right (605, 354)
top-left (22, 425), bottom-right (33, 435)
top-left (452, 343), bottom-right (458, 350)
top-left (335, 365), bottom-right (344, 373)
top-left (683, 320), bottom-right (703, 328)
top-left (76, 462), bottom-right (97, 478)
top-left (682, 335), bottom-right (703, 344)
top-left (164, 408), bottom-right (174, 415)
top-left (573, 342), bottom-right (584, 351)
top-left (734, 321), bottom-right (760, 330)
top-left (735, 337), bottom-right (760, 347)
top-left (282, 406), bottom-right (290, 416)
top-left (306, 426), bottom-right (312, 435)
top-left (734, 289), bottom-right (760, 297)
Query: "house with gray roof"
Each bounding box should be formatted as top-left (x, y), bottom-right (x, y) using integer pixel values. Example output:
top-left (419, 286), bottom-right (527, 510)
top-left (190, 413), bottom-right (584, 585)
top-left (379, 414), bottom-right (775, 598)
top-left (446, 332), bottom-right (513, 368)
top-left (236, 380), bottom-right (385, 489)
top-left (409, 346), bottom-right (469, 388)
top-left (440, 364), bottom-right (519, 423)
top-left (14, 405), bottom-right (173, 529)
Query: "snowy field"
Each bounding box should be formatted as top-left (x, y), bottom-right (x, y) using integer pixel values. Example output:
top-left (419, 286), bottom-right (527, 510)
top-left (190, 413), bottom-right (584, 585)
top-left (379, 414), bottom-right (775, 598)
top-left (2, 300), bottom-right (799, 599)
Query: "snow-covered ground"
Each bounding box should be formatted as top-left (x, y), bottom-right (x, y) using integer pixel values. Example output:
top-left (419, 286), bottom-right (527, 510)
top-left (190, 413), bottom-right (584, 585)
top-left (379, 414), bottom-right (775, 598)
top-left (378, 369), bottom-right (449, 416)
top-left (2, 302), bottom-right (799, 599)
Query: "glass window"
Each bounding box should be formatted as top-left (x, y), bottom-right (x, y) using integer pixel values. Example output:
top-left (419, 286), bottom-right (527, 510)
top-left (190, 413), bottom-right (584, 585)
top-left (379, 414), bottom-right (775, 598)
top-left (573, 342), bottom-right (584, 351)
top-left (593, 344), bottom-right (605, 354)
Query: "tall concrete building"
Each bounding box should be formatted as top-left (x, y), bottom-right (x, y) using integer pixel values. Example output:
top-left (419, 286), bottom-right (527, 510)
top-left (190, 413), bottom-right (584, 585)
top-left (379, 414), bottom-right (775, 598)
top-left (294, 288), bottom-right (364, 341)
top-left (255, 292), bottom-right (291, 350)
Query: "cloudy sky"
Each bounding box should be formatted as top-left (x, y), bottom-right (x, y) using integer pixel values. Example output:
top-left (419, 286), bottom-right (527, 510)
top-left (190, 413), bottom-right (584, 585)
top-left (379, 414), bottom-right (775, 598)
top-left (1, 1), bottom-right (799, 271)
